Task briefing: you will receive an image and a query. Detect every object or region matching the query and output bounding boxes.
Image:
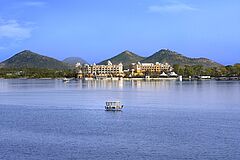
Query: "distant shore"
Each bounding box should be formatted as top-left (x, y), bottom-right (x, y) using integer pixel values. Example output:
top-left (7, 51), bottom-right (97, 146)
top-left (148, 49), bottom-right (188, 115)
top-left (0, 76), bottom-right (239, 81)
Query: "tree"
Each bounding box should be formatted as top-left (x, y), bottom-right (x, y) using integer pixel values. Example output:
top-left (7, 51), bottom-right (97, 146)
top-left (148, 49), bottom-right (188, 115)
top-left (173, 64), bottom-right (180, 73)
top-left (193, 65), bottom-right (203, 76)
top-left (234, 64), bottom-right (240, 76)
top-left (184, 65), bottom-right (194, 77)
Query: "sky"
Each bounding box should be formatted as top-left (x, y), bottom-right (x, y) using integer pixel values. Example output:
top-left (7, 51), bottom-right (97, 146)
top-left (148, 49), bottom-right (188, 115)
top-left (0, 0), bottom-right (239, 65)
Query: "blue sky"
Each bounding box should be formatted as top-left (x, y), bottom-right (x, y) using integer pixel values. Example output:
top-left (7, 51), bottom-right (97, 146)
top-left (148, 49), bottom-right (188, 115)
top-left (0, 0), bottom-right (239, 65)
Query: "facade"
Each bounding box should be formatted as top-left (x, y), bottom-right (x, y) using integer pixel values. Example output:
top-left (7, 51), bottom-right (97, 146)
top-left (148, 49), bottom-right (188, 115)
top-left (77, 61), bottom-right (124, 78)
top-left (77, 61), bottom-right (174, 78)
top-left (131, 62), bottom-right (173, 74)
top-left (92, 61), bottom-right (123, 76)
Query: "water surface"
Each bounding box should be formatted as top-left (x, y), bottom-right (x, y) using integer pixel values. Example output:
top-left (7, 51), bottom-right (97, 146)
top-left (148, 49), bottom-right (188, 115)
top-left (0, 79), bottom-right (240, 160)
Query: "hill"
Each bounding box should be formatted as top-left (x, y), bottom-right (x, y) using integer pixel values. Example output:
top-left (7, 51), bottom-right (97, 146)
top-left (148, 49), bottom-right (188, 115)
top-left (0, 50), bottom-right (71, 69)
top-left (98, 50), bottom-right (145, 67)
top-left (63, 57), bottom-right (88, 65)
top-left (141, 49), bottom-right (222, 68)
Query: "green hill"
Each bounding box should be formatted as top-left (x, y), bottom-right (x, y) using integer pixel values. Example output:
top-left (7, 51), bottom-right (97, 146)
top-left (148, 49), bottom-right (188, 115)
top-left (141, 49), bottom-right (222, 68)
top-left (98, 50), bottom-right (145, 67)
top-left (0, 50), bottom-right (71, 69)
top-left (63, 57), bottom-right (88, 66)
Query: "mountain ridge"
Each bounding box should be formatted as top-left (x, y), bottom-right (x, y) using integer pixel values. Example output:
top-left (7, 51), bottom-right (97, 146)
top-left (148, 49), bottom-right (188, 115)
top-left (63, 57), bottom-right (88, 65)
top-left (0, 49), bottom-right (223, 70)
top-left (0, 50), bottom-right (71, 69)
top-left (141, 49), bottom-right (222, 68)
top-left (98, 50), bottom-right (145, 67)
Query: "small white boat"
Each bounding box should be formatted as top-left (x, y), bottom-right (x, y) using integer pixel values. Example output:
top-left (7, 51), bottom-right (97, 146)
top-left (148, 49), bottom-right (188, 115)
top-left (62, 78), bottom-right (70, 83)
top-left (105, 101), bottom-right (124, 111)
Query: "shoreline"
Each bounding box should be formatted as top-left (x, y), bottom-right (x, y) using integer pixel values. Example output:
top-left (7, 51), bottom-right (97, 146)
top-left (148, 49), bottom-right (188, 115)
top-left (0, 77), bottom-right (239, 81)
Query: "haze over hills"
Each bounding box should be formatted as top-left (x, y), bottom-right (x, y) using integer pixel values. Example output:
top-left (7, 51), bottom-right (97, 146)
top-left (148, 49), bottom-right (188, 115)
top-left (141, 49), bottom-right (222, 68)
top-left (0, 50), bottom-right (71, 70)
top-left (63, 57), bottom-right (88, 66)
top-left (98, 50), bottom-right (145, 67)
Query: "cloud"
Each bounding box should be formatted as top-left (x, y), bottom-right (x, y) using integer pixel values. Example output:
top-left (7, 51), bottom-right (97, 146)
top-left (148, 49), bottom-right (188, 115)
top-left (148, 2), bottom-right (197, 13)
top-left (23, 1), bottom-right (46, 7)
top-left (0, 18), bottom-right (32, 40)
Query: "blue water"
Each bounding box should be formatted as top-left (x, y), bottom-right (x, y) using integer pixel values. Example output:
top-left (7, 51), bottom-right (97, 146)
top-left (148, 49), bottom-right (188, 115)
top-left (0, 79), bottom-right (240, 160)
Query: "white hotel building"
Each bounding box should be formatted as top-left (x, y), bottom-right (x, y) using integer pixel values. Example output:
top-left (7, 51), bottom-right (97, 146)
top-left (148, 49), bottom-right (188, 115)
top-left (77, 61), bottom-right (124, 78)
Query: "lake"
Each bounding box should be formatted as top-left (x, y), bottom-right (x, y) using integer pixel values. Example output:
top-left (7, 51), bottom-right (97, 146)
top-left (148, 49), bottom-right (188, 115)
top-left (0, 79), bottom-right (240, 160)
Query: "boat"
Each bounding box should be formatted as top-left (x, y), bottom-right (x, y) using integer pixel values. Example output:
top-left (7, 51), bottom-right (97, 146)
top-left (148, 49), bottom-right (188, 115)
top-left (105, 101), bottom-right (124, 111)
top-left (62, 77), bottom-right (70, 83)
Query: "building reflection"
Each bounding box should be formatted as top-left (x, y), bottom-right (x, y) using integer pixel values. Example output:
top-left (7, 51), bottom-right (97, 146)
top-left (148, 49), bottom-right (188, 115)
top-left (0, 78), bottom-right (180, 91)
top-left (79, 79), bottom-right (178, 90)
top-left (81, 79), bottom-right (124, 89)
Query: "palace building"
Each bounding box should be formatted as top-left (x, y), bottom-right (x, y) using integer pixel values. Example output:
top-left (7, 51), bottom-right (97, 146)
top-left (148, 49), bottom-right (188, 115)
top-left (131, 62), bottom-right (173, 73)
top-left (77, 61), bottom-right (124, 78)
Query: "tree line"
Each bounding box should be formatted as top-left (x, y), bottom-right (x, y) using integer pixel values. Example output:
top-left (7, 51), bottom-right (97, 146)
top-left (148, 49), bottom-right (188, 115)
top-left (173, 64), bottom-right (240, 77)
top-left (0, 64), bottom-right (239, 79)
top-left (0, 68), bottom-right (77, 79)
